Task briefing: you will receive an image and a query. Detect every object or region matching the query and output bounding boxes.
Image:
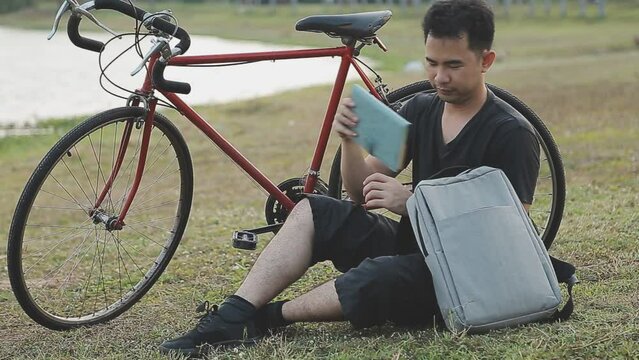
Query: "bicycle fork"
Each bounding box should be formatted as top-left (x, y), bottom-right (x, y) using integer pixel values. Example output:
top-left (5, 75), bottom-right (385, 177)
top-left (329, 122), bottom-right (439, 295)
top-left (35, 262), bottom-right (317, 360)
top-left (90, 97), bottom-right (158, 231)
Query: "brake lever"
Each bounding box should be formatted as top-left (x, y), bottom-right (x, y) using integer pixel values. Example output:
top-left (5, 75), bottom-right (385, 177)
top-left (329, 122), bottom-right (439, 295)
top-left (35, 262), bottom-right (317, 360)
top-left (74, 2), bottom-right (119, 38)
top-left (130, 38), bottom-right (169, 76)
top-left (48, 0), bottom-right (119, 41)
top-left (48, 0), bottom-right (72, 40)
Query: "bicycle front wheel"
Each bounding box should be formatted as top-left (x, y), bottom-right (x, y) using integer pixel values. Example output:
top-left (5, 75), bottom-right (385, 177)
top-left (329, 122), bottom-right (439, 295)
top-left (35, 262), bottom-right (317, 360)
top-left (328, 81), bottom-right (565, 249)
top-left (7, 107), bottom-right (193, 330)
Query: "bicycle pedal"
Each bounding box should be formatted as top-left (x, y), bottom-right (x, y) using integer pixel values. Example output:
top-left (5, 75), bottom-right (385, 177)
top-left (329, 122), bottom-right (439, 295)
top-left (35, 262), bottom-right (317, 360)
top-left (232, 231), bottom-right (257, 250)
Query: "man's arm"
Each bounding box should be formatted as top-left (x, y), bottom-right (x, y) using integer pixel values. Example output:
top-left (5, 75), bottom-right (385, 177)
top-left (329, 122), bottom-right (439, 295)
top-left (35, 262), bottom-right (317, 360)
top-left (334, 98), bottom-right (411, 214)
top-left (340, 142), bottom-right (396, 203)
top-left (334, 98), bottom-right (393, 202)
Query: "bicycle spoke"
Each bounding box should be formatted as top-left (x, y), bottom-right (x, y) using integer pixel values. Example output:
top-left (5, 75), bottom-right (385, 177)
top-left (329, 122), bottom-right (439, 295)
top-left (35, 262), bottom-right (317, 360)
top-left (113, 166), bottom-right (180, 214)
top-left (56, 229), bottom-right (95, 293)
top-left (111, 127), bottom-right (144, 211)
top-left (116, 237), bottom-right (124, 301)
top-left (31, 205), bottom-right (87, 211)
top-left (125, 215), bottom-right (178, 226)
top-left (29, 227), bottom-right (94, 288)
top-left (125, 175), bottom-right (179, 211)
top-left (23, 221), bottom-right (94, 244)
top-left (60, 157), bottom-right (94, 206)
top-left (23, 220), bottom-right (94, 274)
top-left (49, 174), bottom-right (91, 213)
top-left (96, 230), bottom-right (109, 314)
top-left (10, 110), bottom-right (191, 328)
top-left (144, 135), bottom-right (172, 172)
top-left (39, 188), bottom-right (90, 212)
top-left (73, 145), bottom-right (98, 200)
top-left (130, 183), bottom-right (181, 204)
top-left (142, 133), bottom-right (169, 172)
top-left (109, 232), bottom-right (160, 275)
top-left (114, 234), bottom-right (149, 277)
top-left (87, 131), bottom-right (113, 212)
top-left (25, 223), bottom-right (95, 230)
top-left (127, 183), bottom-right (180, 212)
top-left (129, 161), bottom-right (179, 199)
top-left (98, 126), bottom-right (119, 214)
top-left (127, 199), bottom-right (179, 215)
top-left (117, 231), bottom-right (135, 289)
top-left (125, 223), bottom-right (169, 250)
top-left (125, 218), bottom-right (177, 234)
top-left (80, 229), bottom-right (100, 317)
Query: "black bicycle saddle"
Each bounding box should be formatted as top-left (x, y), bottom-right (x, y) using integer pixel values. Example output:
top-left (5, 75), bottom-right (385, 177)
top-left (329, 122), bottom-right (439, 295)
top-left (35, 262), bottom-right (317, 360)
top-left (295, 10), bottom-right (392, 39)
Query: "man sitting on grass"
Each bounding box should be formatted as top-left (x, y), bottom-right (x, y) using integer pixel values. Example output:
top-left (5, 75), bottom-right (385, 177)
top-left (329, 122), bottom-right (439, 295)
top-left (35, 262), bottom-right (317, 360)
top-left (160, 0), bottom-right (540, 356)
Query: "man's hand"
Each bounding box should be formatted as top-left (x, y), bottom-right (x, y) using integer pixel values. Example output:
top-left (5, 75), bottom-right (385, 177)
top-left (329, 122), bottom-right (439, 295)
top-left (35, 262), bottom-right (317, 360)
top-left (333, 98), bottom-right (358, 140)
top-left (362, 173), bottom-right (412, 216)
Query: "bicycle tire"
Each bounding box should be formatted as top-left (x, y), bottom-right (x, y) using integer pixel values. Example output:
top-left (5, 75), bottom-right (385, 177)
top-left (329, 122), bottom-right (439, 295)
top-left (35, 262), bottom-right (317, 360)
top-left (7, 107), bottom-right (193, 330)
top-left (327, 81), bottom-right (565, 249)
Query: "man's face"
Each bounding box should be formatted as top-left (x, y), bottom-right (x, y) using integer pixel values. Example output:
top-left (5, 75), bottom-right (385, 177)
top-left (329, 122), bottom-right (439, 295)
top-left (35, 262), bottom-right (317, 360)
top-left (424, 33), bottom-right (488, 105)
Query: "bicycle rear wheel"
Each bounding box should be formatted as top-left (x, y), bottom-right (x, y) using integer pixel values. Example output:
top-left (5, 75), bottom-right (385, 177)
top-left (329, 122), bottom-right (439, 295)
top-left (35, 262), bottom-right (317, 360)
top-left (7, 107), bottom-right (193, 330)
top-left (328, 81), bottom-right (565, 249)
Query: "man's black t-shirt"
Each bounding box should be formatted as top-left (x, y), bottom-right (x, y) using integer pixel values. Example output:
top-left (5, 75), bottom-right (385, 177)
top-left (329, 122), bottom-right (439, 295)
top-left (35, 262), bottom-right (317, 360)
top-left (399, 89), bottom-right (540, 203)
top-left (395, 88), bottom-right (540, 252)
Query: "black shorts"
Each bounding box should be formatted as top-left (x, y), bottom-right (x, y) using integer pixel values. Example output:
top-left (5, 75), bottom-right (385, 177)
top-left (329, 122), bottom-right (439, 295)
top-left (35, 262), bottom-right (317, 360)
top-left (305, 194), bottom-right (441, 329)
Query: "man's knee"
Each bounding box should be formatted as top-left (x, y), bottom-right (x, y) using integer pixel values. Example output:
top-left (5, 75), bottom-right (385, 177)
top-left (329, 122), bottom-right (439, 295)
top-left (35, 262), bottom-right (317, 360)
top-left (334, 256), bottom-right (401, 328)
top-left (289, 197), bottom-right (312, 219)
top-left (339, 256), bottom-right (403, 298)
top-left (303, 195), bottom-right (399, 272)
top-left (279, 198), bottom-right (314, 237)
top-left (334, 255), bottom-right (434, 328)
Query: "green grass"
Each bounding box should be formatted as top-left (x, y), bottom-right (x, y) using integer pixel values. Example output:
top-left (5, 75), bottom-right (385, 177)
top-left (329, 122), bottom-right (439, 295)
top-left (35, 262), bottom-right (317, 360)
top-left (1, 2), bottom-right (639, 359)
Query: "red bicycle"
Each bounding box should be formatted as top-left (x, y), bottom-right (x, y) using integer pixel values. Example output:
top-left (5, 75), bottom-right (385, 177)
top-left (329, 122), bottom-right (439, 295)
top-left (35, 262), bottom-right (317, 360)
top-left (7, 0), bottom-right (565, 330)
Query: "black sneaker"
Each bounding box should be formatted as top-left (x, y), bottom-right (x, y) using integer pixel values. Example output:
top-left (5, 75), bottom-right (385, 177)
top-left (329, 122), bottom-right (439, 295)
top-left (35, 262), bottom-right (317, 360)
top-left (159, 298), bottom-right (263, 357)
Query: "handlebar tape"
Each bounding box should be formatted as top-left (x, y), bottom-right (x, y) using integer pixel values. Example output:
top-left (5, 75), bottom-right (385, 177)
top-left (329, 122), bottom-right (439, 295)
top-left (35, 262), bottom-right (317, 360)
top-left (66, 0), bottom-right (193, 93)
top-left (67, 14), bottom-right (105, 53)
top-left (94, 0), bottom-right (191, 54)
top-left (152, 60), bottom-right (191, 94)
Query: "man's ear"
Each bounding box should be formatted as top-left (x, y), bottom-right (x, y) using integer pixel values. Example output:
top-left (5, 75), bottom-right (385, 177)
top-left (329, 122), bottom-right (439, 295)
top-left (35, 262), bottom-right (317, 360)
top-left (481, 50), bottom-right (496, 73)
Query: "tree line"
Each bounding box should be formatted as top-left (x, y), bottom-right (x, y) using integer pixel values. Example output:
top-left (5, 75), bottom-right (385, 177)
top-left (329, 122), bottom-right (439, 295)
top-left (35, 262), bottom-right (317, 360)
top-left (0, 0), bottom-right (35, 14)
top-left (0, 0), bottom-right (613, 18)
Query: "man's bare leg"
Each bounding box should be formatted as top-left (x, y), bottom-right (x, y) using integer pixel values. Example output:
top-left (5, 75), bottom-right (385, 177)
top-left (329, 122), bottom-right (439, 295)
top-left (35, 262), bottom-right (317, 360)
top-left (282, 280), bottom-right (343, 322)
top-left (160, 199), bottom-right (345, 354)
top-left (235, 198), bottom-right (315, 308)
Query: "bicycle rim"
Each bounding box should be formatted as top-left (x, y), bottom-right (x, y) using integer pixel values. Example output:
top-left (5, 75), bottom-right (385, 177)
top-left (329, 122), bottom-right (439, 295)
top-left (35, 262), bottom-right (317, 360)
top-left (8, 107), bottom-right (193, 330)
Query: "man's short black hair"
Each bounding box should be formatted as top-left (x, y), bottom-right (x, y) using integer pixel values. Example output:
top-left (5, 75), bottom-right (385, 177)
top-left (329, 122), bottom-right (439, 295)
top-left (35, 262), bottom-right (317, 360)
top-left (422, 0), bottom-right (495, 52)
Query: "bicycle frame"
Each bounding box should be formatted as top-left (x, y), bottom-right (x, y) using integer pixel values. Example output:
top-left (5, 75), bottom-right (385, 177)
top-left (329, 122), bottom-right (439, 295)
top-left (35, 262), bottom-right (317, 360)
top-left (94, 44), bottom-right (383, 228)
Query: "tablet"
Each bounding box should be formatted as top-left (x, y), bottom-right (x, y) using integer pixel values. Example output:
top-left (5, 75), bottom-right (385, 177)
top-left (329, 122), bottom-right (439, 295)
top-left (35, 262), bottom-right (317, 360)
top-left (351, 84), bottom-right (410, 172)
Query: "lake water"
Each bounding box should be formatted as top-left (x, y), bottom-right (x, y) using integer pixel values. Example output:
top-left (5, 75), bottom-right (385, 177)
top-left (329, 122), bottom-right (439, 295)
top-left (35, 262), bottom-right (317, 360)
top-left (0, 26), bottom-right (361, 126)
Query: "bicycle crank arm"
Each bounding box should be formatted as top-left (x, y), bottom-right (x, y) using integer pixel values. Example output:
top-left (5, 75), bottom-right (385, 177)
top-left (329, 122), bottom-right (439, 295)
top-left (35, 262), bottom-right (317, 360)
top-left (245, 223), bottom-right (283, 235)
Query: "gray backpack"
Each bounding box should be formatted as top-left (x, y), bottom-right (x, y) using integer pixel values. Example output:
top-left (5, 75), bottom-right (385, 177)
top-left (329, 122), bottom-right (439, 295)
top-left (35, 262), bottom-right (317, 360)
top-left (406, 166), bottom-right (576, 333)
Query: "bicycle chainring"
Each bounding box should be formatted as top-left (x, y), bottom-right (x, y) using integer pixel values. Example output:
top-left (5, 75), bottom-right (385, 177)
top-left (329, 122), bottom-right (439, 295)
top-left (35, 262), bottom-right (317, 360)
top-left (264, 177), bottom-right (328, 225)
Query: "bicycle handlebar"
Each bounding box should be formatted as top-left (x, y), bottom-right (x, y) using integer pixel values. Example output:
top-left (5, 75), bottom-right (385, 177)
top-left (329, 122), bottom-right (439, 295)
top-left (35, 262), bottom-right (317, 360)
top-left (65, 0), bottom-right (192, 94)
top-left (67, 13), bottom-right (106, 52)
top-left (93, 0), bottom-right (190, 54)
top-left (152, 59), bottom-right (191, 94)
